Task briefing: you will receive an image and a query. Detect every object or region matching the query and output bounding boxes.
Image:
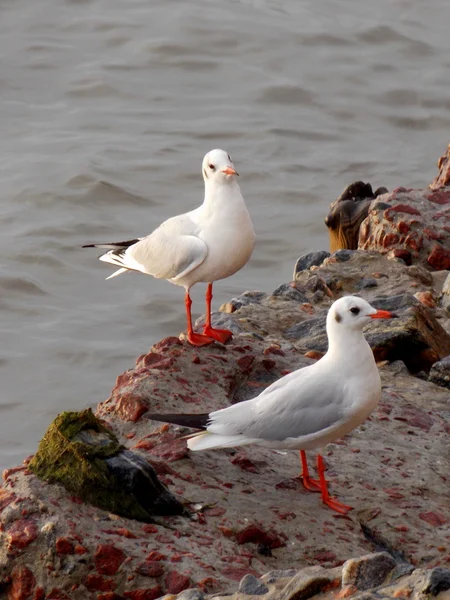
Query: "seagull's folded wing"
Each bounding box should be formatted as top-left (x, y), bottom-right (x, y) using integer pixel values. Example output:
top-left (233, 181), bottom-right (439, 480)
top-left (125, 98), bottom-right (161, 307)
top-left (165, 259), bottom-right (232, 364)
top-left (127, 229), bottom-right (208, 280)
top-left (207, 367), bottom-right (345, 443)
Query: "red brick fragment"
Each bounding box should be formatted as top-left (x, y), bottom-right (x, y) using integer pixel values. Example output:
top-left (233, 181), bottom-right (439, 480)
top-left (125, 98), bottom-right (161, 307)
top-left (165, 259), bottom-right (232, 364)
top-left (427, 245), bottom-right (450, 270)
top-left (3, 465), bottom-right (26, 481)
top-left (221, 566), bottom-right (261, 582)
top-left (47, 589), bottom-right (70, 600)
top-left (263, 345), bottom-right (285, 356)
top-left (237, 355), bottom-right (255, 373)
top-left (426, 191), bottom-right (450, 205)
top-left (97, 594), bottom-right (124, 600)
top-left (387, 249), bottom-right (412, 265)
top-left (230, 453), bottom-right (259, 473)
top-left (387, 204), bottom-right (422, 216)
top-left (116, 394), bottom-right (148, 422)
top-left (7, 519), bottom-right (38, 550)
top-left (153, 336), bottom-right (183, 351)
top-left (142, 524), bottom-right (158, 535)
top-left (146, 438), bottom-right (188, 462)
top-left (140, 353), bottom-right (175, 369)
top-left (86, 574), bottom-right (115, 592)
top-left (235, 524), bottom-right (284, 549)
top-left (95, 544), bottom-right (126, 575)
top-left (33, 587), bottom-right (45, 600)
top-left (146, 551), bottom-right (166, 562)
top-left (165, 570), bottom-right (191, 594)
top-left (9, 565), bottom-right (36, 600)
top-left (123, 587), bottom-right (163, 600)
top-left (136, 562), bottom-right (165, 577)
top-left (419, 511), bottom-right (446, 527)
top-left (0, 490), bottom-right (15, 512)
top-left (314, 550), bottom-right (337, 563)
top-left (382, 233), bottom-right (399, 248)
top-left (397, 221), bottom-right (410, 234)
top-left (55, 537), bottom-right (75, 555)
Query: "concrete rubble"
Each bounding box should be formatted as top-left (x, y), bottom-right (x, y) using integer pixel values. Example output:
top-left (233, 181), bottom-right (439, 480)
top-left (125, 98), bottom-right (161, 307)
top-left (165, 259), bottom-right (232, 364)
top-left (0, 248), bottom-right (449, 599)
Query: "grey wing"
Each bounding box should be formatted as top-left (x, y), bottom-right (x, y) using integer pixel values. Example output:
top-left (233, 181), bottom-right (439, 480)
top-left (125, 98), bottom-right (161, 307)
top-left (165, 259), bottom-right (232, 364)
top-left (207, 368), bottom-right (344, 441)
top-left (126, 214), bottom-right (208, 280)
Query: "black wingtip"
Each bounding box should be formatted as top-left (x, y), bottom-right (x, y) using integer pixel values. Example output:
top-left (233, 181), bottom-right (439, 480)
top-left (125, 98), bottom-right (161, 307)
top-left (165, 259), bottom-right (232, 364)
top-left (147, 413), bottom-right (210, 430)
top-left (82, 244), bottom-right (96, 248)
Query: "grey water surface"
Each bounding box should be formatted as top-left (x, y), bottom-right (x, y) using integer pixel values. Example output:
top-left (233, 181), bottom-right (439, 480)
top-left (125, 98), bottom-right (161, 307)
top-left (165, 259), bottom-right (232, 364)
top-left (1, 0), bottom-right (449, 469)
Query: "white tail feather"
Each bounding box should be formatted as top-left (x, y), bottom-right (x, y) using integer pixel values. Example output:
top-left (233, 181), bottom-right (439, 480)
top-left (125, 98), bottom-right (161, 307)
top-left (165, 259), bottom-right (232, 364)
top-left (106, 268), bottom-right (128, 280)
top-left (187, 432), bottom-right (256, 451)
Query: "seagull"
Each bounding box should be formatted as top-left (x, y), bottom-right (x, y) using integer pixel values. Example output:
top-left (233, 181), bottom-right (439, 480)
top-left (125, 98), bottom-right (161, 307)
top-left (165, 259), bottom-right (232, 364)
top-left (83, 149), bottom-right (255, 347)
top-left (147, 296), bottom-right (397, 514)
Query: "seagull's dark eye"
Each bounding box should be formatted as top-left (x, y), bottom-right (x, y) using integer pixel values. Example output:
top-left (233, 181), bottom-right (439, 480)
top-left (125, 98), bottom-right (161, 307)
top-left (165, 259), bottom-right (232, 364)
top-left (209, 164), bottom-right (215, 170)
top-left (228, 154), bottom-right (231, 162)
top-left (350, 307), bottom-right (360, 315)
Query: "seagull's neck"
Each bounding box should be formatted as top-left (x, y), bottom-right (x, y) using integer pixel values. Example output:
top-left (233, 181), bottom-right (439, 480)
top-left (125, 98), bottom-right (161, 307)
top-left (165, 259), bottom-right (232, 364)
top-left (202, 179), bottom-right (243, 212)
top-left (325, 326), bottom-right (375, 372)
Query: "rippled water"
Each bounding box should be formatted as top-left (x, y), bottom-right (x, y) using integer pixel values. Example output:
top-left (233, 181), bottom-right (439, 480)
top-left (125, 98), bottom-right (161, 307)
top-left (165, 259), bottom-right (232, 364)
top-left (0, 0), bottom-right (449, 469)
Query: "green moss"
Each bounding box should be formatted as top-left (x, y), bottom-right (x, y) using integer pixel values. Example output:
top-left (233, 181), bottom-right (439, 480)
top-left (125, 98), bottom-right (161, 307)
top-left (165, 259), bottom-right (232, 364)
top-left (29, 409), bottom-right (152, 521)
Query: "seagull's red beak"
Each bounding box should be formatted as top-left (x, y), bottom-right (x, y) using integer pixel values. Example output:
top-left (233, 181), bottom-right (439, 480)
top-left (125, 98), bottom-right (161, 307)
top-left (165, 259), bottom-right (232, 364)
top-left (222, 166), bottom-right (239, 176)
top-left (369, 310), bottom-right (398, 319)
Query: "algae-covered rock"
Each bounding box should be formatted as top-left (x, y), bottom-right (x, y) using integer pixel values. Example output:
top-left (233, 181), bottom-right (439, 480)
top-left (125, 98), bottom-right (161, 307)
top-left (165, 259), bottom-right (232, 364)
top-left (29, 408), bottom-right (184, 521)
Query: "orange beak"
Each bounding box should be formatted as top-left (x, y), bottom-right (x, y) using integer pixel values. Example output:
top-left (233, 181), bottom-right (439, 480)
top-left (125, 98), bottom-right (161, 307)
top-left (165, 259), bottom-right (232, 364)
top-left (222, 166), bottom-right (239, 176)
top-left (369, 310), bottom-right (398, 319)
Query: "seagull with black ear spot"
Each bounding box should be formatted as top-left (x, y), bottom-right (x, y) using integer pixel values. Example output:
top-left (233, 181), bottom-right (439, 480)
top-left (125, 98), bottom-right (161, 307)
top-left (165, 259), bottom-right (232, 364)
top-left (147, 296), bottom-right (398, 514)
top-left (83, 149), bottom-right (255, 346)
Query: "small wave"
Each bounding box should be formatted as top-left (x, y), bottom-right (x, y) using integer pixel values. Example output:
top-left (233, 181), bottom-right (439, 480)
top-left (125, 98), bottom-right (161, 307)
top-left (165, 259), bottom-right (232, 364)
top-left (256, 85), bottom-right (315, 106)
top-left (0, 276), bottom-right (47, 296)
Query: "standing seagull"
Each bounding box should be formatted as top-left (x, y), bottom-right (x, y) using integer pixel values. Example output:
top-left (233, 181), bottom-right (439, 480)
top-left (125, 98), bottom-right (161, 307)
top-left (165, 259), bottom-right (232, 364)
top-left (83, 149), bottom-right (255, 346)
top-left (147, 296), bottom-right (397, 514)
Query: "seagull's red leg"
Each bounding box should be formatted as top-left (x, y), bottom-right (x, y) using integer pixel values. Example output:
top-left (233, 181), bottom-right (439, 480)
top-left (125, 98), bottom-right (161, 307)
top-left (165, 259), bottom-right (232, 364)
top-left (185, 291), bottom-right (215, 346)
top-left (202, 283), bottom-right (233, 343)
top-left (317, 454), bottom-right (353, 514)
top-left (299, 450), bottom-right (322, 492)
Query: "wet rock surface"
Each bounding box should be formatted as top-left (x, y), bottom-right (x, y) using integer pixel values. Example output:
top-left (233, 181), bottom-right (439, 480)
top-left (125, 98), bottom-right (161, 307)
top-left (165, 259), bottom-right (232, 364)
top-left (0, 251), bottom-right (449, 599)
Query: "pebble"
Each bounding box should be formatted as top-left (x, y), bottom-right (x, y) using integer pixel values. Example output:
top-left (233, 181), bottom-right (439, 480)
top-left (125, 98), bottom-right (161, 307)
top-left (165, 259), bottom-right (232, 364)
top-left (429, 355), bottom-right (450, 389)
top-left (422, 567), bottom-right (450, 596)
top-left (342, 552), bottom-right (396, 591)
top-left (272, 284), bottom-right (309, 303)
top-left (174, 590), bottom-right (205, 600)
top-left (294, 251), bottom-right (330, 275)
top-left (238, 574), bottom-right (269, 595)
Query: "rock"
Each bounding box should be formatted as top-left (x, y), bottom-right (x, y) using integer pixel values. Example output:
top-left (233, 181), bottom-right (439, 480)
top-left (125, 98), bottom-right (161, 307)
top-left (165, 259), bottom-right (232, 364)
top-left (293, 251), bottom-right (330, 275)
top-left (220, 291), bottom-right (267, 313)
top-left (429, 356), bottom-right (450, 389)
top-left (333, 249), bottom-right (357, 262)
top-left (1, 249), bottom-right (450, 598)
top-left (285, 299), bottom-right (450, 372)
top-left (325, 182), bottom-right (388, 251)
top-left (29, 409), bottom-right (184, 521)
top-left (429, 143), bottom-right (450, 190)
top-left (356, 278), bottom-right (378, 290)
top-left (238, 574), bottom-right (269, 595)
top-left (357, 188), bottom-right (450, 270)
top-left (272, 283), bottom-right (309, 303)
top-left (365, 304), bottom-right (450, 371)
top-left (342, 552), bottom-right (396, 590)
top-left (175, 590), bottom-right (205, 600)
top-left (421, 567), bottom-right (450, 596)
top-left (260, 569), bottom-right (298, 584)
top-left (277, 566), bottom-right (340, 600)
top-left (9, 565), bottom-right (36, 600)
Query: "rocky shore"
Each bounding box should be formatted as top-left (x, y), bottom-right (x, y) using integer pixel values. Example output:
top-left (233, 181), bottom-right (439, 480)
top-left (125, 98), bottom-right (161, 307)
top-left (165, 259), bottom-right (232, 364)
top-left (1, 149), bottom-right (450, 600)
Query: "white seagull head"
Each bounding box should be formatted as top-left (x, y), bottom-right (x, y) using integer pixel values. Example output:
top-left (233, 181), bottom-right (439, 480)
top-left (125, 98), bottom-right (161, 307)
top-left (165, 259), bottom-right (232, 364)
top-left (202, 149), bottom-right (239, 184)
top-left (327, 295), bottom-right (397, 332)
